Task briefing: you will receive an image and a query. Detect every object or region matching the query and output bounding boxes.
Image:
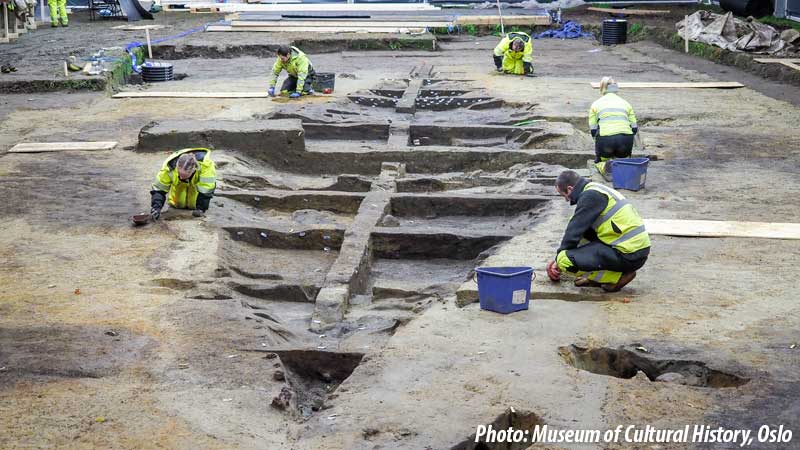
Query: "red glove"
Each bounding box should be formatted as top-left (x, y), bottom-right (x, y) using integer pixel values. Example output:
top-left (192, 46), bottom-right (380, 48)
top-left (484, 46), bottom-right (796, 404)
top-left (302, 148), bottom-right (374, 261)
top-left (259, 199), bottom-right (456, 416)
top-left (546, 260), bottom-right (561, 282)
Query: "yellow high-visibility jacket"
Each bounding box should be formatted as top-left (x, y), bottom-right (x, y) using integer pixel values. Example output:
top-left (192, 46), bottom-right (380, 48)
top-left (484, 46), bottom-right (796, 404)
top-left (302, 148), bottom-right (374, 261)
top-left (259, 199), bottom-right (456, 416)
top-left (269, 46), bottom-right (313, 93)
top-left (589, 93), bottom-right (637, 137)
top-left (493, 32), bottom-right (533, 75)
top-left (151, 148), bottom-right (216, 210)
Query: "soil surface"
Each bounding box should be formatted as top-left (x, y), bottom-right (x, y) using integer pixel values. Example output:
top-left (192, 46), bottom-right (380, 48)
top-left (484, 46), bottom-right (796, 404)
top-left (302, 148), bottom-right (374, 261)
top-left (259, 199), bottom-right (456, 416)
top-left (1, 7), bottom-right (800, 450)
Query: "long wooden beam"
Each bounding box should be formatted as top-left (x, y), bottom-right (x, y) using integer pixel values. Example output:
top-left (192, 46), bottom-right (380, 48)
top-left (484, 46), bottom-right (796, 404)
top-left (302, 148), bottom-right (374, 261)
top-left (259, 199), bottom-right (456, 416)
top-left (590, 81), bottom-right (744, 89)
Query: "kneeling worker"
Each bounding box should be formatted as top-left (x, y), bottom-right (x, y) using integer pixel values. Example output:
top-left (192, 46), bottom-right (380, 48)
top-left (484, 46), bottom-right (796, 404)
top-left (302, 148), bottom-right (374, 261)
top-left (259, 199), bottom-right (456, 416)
top-left (493, 31), bottom-right (534, 76)
top-left (268, 45), bottom-right (316, 99)
top-left (546, 170), bottom-right (650, 292)
top-left (589, 76), bottom-right (638, 178)
top-left (150, 148), bottom-right (216, 220)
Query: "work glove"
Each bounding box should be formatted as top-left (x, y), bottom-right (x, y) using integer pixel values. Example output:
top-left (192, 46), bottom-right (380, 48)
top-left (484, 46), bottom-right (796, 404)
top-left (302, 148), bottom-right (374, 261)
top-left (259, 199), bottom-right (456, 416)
top-left (192, 209), bottom-right (205, 218)
top-left (493, 55), bottom-right (503, 72)
top-left (546, 259), bottom-right (561, 282)
top-left (631, 126), bottom-right (638, 135)
top-left (523, 62), bottom-right (534, 77)
top-left (150, 207), bottom-right (161, 221)
top-left (525, 72), bottom-right (535, 78)
top-left (590, 128), bottom-right (598, 138)
top-left (289, 92), bottom-right (301, 99)
top-left (268, 87), bottom-right (275, 97)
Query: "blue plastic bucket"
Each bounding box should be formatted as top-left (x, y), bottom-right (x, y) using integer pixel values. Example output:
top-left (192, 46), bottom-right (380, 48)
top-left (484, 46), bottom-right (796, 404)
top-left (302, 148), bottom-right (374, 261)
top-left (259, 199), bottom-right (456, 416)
top-left (611, 157), bottom-right (649, 191)
top-left (475, 266), bottom-right (534, 314)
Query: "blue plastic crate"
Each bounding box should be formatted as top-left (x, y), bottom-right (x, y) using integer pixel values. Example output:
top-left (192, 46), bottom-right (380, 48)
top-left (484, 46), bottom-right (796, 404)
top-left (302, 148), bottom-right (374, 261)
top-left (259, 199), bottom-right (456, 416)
top-left (475, 266), bottom-right (534, 314)
top-left (611, 157), bottom-right (649, 191)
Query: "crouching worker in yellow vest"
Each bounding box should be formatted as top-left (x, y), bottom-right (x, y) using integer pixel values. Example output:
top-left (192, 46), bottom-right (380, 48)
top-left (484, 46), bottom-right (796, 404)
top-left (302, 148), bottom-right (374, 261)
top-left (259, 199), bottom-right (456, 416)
top-left (589, 77), bottom-right (638, 179)
top-left (545, 170), bottom-right (650, 292)
top-left (493, 32), bottom-right (534, 76)
top-left (268, 45), bottom-right (316, 99)
top-left (150, 148), bottom-right (216, 220)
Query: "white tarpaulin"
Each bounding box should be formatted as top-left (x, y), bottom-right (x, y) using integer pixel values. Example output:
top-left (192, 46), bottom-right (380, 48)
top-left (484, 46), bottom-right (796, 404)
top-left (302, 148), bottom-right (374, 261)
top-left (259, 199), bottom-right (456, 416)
top-left (677, 11), bottom-right (794, 55)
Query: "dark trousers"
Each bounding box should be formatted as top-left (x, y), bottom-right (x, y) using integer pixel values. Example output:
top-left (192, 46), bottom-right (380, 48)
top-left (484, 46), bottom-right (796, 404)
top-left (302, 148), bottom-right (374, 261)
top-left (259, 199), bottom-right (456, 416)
top-left (281, 68), bottom-right (317, 93)
top-left (594, 133), bottom-right (634, 163)
top-left (565, 241), bottom-right (649, 274)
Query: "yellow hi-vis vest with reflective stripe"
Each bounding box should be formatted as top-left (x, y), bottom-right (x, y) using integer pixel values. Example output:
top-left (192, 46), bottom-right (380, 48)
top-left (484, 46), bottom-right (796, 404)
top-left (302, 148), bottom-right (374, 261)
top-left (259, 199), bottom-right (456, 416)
top-left (493, 32), bottom-right (534, 63)
top-left (584, 182), bottom-right (650, 253)
top-left (588, 93), bottom-right (637, 137)
top-left (151, 148), bottom-right (216, 210)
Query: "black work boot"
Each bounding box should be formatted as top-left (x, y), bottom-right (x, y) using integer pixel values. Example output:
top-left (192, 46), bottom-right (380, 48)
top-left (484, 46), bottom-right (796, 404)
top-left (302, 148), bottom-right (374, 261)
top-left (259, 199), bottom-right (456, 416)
top-left (602, 272), bottom-right (637, 292)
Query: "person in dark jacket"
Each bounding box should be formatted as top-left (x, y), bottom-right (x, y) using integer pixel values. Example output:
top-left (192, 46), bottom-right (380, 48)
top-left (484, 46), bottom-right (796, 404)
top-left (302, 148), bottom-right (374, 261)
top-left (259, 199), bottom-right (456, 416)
top-left (545, 170), bottom-right (650, 292)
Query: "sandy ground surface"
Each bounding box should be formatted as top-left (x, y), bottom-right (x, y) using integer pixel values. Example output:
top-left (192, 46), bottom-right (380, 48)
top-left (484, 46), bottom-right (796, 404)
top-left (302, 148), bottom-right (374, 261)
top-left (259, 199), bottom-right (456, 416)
top-left (1, 13), bottom-right (800, 450)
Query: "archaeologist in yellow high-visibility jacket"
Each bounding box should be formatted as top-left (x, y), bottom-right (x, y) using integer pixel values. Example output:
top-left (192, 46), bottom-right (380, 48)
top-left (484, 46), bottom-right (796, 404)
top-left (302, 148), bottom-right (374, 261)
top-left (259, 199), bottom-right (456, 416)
top-left (589, 77), bottom-right (638, 179)
top-left (545, 170), bottom-right (650, 293)
top-left (47, 0), bottom-right (68, 27)
top-left (150, 148), bottom-right (216, 220)
top-left (493, 31), bottom-right (534, 76)
top-left (268, 45), bottom-right (316, 99)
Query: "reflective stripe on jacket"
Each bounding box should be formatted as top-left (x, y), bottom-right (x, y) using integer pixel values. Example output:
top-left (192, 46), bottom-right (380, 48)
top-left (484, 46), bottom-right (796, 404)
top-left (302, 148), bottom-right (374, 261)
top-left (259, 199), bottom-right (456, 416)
top-left (269, 46), bottom-right (313, 92)
top-left (588, 93), bottom-right (637, 137)
top-left (583, 182), bottom-right (650, 253)
top-left (493, 32), bottom-right (533, 64)
top-left (151, 148), bottom-right (216, 210)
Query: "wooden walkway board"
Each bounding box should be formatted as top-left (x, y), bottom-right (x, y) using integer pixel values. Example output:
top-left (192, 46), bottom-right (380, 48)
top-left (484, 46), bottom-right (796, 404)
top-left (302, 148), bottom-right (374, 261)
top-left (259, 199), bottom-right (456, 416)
top-left (8, 142), bottom-right (118, 153)
top-left (113, 91), bottom-right (270, 98)
top-left (590, 81), bottom-right (744, 89)
top-left (587, 7), bottom-right (670, 15)
top-left (644, 219), bottom-right (800, 240)
top-left (455, 15), bottom-right (551, 26)
top-left (753, 58), bottom-right (800, 72)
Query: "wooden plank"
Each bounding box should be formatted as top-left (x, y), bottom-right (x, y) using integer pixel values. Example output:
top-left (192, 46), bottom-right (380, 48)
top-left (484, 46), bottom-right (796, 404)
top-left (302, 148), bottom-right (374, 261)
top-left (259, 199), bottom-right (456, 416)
top-left (753, 58), bottom-right (800, 72)
top-left (111, 24), bottom-right (167, 31)
top-left (173, 3), bottom-right (438, 12)
top-left (455, 15), bottom-right (551, 26)
top-left (590, 81), bottom-right (744, 89)
top-left (644, 219), bottom-right (800, 240)
top-left (8, 142), bottom-right (118, 153)
top-left (230, 20), bottom-right (453, 28)
top-left (209, 25), bottom-right (429, 32)
top-left (587, 7), bottom-right (670, 15)
top-left (113, 91), bottom-right (270, 98)
top-left (753, 58), bottom-right (800, 63)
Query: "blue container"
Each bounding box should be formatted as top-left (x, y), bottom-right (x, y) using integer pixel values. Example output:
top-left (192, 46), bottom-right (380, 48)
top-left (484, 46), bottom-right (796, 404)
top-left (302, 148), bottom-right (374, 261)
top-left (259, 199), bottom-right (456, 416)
top-left (611, 157), bottom-right (649, 191)
top-left (475, 266), bottom-right (534, 314)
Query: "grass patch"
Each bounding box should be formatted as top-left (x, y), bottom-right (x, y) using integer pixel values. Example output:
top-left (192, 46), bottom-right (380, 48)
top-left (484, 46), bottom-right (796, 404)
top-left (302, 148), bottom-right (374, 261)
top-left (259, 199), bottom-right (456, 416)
top-left (628, 22), bottom-right (643, 38)
top-left (759, 16), bottom-right (800, 32)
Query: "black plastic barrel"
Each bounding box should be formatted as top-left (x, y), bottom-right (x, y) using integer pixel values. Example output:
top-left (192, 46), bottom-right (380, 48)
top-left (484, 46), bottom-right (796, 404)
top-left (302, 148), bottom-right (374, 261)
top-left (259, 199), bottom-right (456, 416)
top-left (601, 19), bottom-right (628, 45)
top-left (142, 62), bottom-right (174, 83)
top-left (720, 0), bottom-right (772, 17)
top-left (313, 72), bottom-right (336, 91)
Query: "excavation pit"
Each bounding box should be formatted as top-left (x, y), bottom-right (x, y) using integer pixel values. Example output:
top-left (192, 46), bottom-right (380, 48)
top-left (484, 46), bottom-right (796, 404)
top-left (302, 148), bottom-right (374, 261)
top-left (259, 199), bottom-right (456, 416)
top-left (271, 350), bottom-right (364, 418)
top-left (451, 408), bottom-right (544, 450)
top-left (408, 124), bottom-right (579, 149)
top-left (559, 345), bottom-right (750, 388)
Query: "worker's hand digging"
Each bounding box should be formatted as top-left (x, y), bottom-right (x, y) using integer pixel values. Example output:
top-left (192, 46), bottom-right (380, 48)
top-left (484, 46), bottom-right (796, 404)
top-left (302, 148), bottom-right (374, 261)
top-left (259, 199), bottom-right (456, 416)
top-left (192, 209), bottom-right (205, 218)
top-left (150, 207), bottom-right (161, 221)
top-left (546, 259), bottom-right (561, 282)
top-left (268, 87), bottom-right (275, 97)
top-left (289, 92), bottom-right (301, 99)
